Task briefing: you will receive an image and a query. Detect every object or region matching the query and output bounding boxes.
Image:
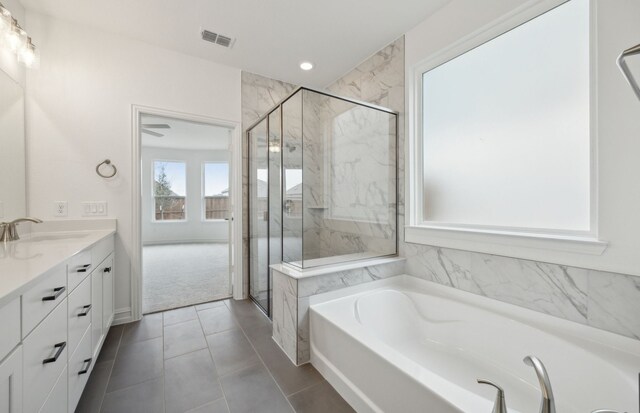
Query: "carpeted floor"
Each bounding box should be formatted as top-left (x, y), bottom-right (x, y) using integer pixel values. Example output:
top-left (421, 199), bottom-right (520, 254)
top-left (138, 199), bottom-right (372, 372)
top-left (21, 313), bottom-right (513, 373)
top-left (143, 243), bottom-right (231, 314)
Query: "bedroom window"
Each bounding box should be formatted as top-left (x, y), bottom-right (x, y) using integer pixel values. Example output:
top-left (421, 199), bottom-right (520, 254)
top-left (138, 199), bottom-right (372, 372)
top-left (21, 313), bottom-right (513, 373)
top-left (203, 162), bottom-right (230, 220)
top-left (153, 160), bottom-right (186, 221)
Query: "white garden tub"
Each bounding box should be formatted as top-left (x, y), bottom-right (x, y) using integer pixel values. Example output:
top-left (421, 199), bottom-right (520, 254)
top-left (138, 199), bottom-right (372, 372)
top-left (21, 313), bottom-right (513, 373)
top-left (310, 275), bottom-right (640, 413)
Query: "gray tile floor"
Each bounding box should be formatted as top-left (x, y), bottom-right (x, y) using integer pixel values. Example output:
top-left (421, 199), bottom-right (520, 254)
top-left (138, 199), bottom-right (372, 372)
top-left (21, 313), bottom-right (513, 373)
top-left (76, 299), bottom-right (354, 413)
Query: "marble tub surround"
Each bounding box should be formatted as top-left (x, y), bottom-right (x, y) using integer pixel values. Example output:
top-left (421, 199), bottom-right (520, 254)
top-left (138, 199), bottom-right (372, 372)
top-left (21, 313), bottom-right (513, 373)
top-left (404, 243), bottom-right (640, 340)
top-left (271, 257), bottom-right (405, 365)
top-left (0, 219), bottom-right (116, 307)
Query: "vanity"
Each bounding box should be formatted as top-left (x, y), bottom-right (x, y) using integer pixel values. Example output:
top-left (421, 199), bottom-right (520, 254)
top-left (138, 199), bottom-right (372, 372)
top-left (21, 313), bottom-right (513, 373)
top-left (1, 51), bottom-right (116, 413)
top-left (0, 226), bottom-right (116, 413)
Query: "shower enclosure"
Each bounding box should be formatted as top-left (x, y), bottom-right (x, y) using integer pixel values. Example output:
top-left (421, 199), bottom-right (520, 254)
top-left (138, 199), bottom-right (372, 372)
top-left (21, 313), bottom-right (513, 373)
top-left (248, 87), bottom-right (398, 315)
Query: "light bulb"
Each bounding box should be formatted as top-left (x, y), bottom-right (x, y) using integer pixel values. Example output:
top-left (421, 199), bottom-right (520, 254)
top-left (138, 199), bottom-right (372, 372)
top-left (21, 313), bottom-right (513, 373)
top-left (0, 6), bottom-right (11, 36)
top-left (299, 62), bottom-right (313, 71)
top-left (6, 18), bottom-right (26, 52)
top-left (269, 142), bottom-right (281, 153)
top-left (18, 37), bottom-right (37, 68)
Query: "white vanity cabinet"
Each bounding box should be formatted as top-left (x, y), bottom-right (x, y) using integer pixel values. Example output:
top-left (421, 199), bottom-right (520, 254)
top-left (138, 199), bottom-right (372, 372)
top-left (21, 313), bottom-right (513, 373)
top-left (0, 346), bottom-right (23, 413)
top-left (0, 231), bottom-right (115, 413)
top-left (91, 253), bottom-right (114, 361)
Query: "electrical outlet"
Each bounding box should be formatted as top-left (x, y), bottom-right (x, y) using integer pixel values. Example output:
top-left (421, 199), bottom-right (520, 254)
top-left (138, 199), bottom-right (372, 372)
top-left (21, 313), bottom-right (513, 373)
top-left (82, 201), bottom-right (107, 217)
top-left (53, 201), bottom-right (68, 217)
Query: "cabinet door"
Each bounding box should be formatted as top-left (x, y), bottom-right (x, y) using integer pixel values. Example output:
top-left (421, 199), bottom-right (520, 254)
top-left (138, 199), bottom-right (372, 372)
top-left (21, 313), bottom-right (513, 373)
top-left (0, 346), bottom-right (22, 413)
top-left (91, 270), bottom-right (103, 360)
top-left (102, 256), bottom-right (114, 332)
top-left (39, 366), bottom-right (67, 413)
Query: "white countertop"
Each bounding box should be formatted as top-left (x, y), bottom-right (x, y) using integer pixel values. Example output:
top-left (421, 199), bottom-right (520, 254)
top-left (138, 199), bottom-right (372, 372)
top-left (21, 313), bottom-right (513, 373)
top-left (0, 228), bottom-right (115, 307)
top-left (270, 255), bottom-right (405, 279)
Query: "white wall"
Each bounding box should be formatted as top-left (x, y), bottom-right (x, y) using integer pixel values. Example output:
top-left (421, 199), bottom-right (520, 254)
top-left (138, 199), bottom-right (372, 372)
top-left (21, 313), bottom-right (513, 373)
top-left (405, 0), bottom-right (640, 276)
top-left (25, 11), bottom-right (242, 321)
top-left (141, 146), bottom-right (229, 244)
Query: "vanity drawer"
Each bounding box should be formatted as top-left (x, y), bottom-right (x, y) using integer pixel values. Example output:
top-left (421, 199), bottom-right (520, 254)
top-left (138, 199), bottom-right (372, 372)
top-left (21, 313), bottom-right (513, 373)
top-left (68, 327), bottom-right (92, 413)
top-left (67, 249), bottom-right (92, 293)
top-left (22, 263), bottom-right (68, 338)
top-left (39, 366), bottom-right (67, 413)
top-left (23, 298), bottom-right (68, 413)
top-left (0, 297), bottom-right (20, 361)
top-left (67, 275), bottom-right (91, 357)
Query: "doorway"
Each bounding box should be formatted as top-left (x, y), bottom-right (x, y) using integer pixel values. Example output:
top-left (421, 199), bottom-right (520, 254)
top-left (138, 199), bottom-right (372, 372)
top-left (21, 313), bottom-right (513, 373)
top-left (138, 112), bottom-right (237, 314)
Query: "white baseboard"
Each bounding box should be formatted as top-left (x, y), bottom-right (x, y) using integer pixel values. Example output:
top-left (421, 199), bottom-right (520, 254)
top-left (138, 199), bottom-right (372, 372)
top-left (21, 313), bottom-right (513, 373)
top-left (113, 307), bottom-right (134, 325)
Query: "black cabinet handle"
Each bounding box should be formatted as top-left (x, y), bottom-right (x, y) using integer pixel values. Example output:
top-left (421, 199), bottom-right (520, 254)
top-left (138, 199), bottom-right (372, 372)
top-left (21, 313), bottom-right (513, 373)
top-left (104, 267), bottom-right (112, 273)
top-left (78, 358), bottom-right (92, 375)
top-left (77, 264), bottom-right (92, 273)
top-left (78, 304), bottom-right (92, 317)
top-left (42, 286), bottom-right (66, 301)
top-left (43, 342), bottom-right (66, 364)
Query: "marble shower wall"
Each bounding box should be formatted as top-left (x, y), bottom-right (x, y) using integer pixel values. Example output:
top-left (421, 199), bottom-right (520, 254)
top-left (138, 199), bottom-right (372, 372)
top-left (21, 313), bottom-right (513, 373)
top-left (297, 90), bottom-right (398, 262)
top-left (324, 37), bottom-right (405, 260)
top-left (241, 72), bottom-right (297, 298)
top-left (327, 36), bottom-right (640, 341)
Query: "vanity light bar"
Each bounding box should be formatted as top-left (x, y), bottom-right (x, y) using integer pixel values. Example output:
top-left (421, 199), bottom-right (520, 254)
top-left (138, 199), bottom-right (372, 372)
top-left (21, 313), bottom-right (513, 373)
top-left (0, 2), bottom-right (38, 68)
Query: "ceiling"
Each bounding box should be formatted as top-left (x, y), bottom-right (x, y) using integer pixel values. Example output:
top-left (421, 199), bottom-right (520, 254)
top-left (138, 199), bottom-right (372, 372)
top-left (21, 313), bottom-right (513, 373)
top-left (20, 0), bottom-right (450, 87)
top-left (141, 114), bottom-right (231, 150)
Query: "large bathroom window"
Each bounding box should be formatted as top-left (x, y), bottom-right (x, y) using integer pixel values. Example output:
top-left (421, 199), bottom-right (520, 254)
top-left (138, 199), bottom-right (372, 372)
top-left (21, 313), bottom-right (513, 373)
top-left (408, 0), bottom-right (603, 254)
top-left (153, 160), bottom-right (187, 221)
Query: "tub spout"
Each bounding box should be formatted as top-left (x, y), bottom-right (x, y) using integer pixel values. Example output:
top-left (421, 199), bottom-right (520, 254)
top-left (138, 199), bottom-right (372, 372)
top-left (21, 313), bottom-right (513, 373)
top-left (477, 379), bottom-right (507, 413)
top-left (523, 355), bottom-right (555, 413)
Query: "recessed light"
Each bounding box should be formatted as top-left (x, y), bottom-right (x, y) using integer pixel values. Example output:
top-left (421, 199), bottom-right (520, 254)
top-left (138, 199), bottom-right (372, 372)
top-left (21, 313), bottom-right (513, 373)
top-left (300, 62), bottom-right (313, 71)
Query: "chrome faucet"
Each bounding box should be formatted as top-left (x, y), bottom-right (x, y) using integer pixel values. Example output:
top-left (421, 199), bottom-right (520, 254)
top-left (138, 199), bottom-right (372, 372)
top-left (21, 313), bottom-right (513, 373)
top-left (477, 379), bottom-right (507, 413)
top-left (524, 355), bottom-right (555, 413)
top-left (0, 217), bottom-right (43, 242)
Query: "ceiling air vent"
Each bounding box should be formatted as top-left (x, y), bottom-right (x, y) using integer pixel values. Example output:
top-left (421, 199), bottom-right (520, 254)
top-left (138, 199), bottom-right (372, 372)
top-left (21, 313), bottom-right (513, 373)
top-left (201, 29), bottom-right (235, 48)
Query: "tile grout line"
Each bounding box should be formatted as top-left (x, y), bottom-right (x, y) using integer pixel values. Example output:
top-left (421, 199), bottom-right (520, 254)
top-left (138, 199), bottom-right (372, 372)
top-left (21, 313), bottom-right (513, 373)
top-left (223, 300), bottom-right (298, 412)
top-left (195, 303), bottom-right (233, 413)
top-left (285, 379), bottom-right (326, 399)
top-left (97, 326), bottom-right (124, 413)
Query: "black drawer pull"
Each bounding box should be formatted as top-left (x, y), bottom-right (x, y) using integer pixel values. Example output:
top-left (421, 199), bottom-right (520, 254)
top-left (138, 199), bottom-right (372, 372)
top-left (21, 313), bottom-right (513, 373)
top-left (77, 264), bottom-right (92, 273)
top-left (78, 358), bottom-right (92, 375)
top-left (104, 267), bottom-right (112, 273)
top-left (43, 342), bottom-right (66, 364)
top-left (78, 304), bottom-right (92, 317)
top-left (42, 286), bottom-right (66, 301)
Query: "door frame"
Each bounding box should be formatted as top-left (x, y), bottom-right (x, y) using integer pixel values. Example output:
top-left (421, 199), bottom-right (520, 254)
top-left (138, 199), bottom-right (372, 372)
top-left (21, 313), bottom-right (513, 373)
top-left (131, 104), bottom-right (243, 321)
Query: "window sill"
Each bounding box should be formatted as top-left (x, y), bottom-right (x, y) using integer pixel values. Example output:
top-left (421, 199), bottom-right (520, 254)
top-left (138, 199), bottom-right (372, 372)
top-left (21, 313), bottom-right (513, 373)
top-left (405, 225), bottom-right (608, 257)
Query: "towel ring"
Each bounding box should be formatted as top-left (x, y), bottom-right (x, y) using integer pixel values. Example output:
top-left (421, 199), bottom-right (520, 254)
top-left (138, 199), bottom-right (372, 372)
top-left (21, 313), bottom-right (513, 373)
top-left (96, 159), bottom-right (117, 178)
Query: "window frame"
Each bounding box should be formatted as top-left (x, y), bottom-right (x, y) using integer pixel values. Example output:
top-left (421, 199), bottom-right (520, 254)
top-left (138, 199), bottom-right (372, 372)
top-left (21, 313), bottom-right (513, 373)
top-left (201, 161), bottom-right (230, 222)
top-left (406, 0), bottom-right (607, 256)
top-left (152, 159), bottom-right (187, 223)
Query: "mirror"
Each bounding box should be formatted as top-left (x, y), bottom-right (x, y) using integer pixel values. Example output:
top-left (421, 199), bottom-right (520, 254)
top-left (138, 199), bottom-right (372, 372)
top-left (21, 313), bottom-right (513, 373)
top-left (0, 68), bottom-right (26, 221)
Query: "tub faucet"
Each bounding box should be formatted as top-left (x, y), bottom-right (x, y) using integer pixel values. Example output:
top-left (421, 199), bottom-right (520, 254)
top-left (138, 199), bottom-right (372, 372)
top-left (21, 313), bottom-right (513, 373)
top-left (524, 355), bottom-right (555, 413)
top-left (0, 217), bottom-right (43, 242)
top-left (477, 379), bottom-right (507, 413)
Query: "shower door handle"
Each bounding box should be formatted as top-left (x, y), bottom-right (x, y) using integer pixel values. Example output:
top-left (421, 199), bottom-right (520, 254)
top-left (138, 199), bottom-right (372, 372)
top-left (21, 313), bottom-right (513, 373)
top-left (263, 211), bottom-right (269, 221)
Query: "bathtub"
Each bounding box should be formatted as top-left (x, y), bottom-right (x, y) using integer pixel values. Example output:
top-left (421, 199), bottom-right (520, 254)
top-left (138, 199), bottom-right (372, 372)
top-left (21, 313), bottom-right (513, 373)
top-left (310, 275), bottom-right (640, 413)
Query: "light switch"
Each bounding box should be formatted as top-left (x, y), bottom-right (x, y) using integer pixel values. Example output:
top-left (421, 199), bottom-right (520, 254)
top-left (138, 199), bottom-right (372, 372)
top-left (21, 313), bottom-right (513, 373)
top-left (82, 201), bottom-right (108, 217)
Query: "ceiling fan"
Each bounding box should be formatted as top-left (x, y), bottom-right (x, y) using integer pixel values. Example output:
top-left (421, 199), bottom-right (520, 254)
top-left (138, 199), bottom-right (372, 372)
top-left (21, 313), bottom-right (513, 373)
top-left (141, 123), bottom-right (170, 137)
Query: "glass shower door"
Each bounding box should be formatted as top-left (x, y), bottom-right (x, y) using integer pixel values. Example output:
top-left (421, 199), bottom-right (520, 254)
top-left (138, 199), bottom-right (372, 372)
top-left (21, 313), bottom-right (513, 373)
top-left (249, 119), bottom-right (270, 313)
